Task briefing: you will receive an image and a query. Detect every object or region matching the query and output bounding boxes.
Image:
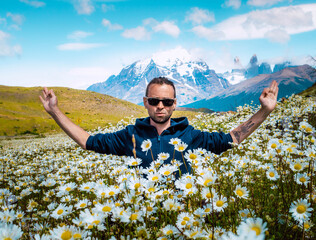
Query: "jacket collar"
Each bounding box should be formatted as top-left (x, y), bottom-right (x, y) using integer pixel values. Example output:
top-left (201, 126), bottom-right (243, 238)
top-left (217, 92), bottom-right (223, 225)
top-left (135, 117), bottom-right (189, 133)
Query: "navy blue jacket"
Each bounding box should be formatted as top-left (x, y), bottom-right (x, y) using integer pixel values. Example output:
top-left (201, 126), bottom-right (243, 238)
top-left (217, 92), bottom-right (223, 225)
top-left (86, 117), bottom-right (233, 174)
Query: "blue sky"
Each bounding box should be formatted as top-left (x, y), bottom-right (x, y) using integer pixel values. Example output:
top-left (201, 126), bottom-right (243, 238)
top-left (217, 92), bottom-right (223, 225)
top-left (0, 0), bottom-right (315, 89)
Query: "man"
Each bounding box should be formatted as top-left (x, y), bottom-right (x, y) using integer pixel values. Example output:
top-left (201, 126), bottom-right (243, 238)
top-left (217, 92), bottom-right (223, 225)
top-left (40, 77), bottom-right (278, 173)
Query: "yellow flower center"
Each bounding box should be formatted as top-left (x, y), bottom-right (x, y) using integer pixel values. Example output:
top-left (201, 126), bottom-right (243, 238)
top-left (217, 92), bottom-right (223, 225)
top-left (146, 143), bottom-right (150, 148)
top-left (57, 209), bottom-right (64, 215)
top-left (205, 208), bottom-right (211, 213)
top-left (294, 164), bottom-right (302, 171)
top-left (299, 177), bottom-right (306, 183)
top-left (73, 233), bottom-right (82, 239)
top-left (183, 216), bottom-right (190, 221)
top-left (178, 146), bottom-right (184, 151)
top-left (147, 206), bottom-right (153, 211)
top-left (164, 171), bottom-right (170, 175)
top-left (109, 191), bottom-right (115, 196)
top-left (152, 176), bottom-right (158, 181)
top-left (181, 220), bottom-right (187, 225)
top-left (134, 183), bottom-right (141, 189)
top-left (148, 187), bottom-right (155, 192)
top-left (65, 187), bottom-right (71, 191)
top-left (271, 143), bottom-right (277, 149)
top-left (251, 226), bottom-right (261, 236)
top-left (204, 179), bottom-right (212, 186)
top-left (216, 200), bottom-right (224, 207)
top-left (80, 203), bottom-right (86, 208)
top-left (236, 190), bottom-right (244, 197)
top-left (297, 205), bottom-right (306, 214)
top-left (189, 153), bottom-right (197, 159)
top-left (206, 193), bottom-right (213, 199)
top-left (130, 213), bottom-right (138, 220)
top-left (61, 230), bottom-right (72, 240)
top-left (132, 161), bottom-right (138, 166)
top-left (185, 183), bottom-right (192, 189)
top-left (166, 230), bottom-right (173, 235)
top-left (93, 220), bottom-right (100, 225)
top-left (102, 206), bottom-right (111, 212)
top-left (269, 172), bottom-right (275, 177)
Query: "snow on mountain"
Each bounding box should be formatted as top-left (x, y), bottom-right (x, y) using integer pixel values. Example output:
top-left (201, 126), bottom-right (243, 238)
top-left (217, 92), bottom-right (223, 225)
top-left (87, 47), bottom-right (230, 106)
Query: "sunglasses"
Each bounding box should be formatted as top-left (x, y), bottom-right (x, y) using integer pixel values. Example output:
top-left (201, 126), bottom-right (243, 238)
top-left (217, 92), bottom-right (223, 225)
top-left (145, 97), bottom-right (175, 107)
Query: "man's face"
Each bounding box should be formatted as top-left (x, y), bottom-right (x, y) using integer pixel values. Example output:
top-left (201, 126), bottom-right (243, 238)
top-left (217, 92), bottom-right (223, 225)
top-left (143, 84), bottom-right (176, 124)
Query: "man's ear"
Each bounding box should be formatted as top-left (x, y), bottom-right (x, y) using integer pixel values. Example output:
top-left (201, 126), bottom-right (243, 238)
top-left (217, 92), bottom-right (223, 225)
top-left (173, 98), bottom-right (177, 111)
top-left (143, 97), bottom-right (148, 109)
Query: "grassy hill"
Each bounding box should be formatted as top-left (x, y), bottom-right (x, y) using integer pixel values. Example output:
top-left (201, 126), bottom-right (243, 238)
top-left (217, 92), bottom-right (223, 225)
top-left (0, 85), bottom-right (198, 137)
top-left (298, 82), bottom-right (316, 97)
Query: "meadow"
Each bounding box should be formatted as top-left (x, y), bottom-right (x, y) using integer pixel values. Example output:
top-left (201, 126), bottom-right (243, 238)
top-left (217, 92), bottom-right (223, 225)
top-left (0, 93), bottom-right (315, 239)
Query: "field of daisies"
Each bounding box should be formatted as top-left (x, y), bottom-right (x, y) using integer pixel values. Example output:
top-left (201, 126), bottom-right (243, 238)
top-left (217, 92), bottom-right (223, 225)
top-left (0, 94), bottom-right (315, 240)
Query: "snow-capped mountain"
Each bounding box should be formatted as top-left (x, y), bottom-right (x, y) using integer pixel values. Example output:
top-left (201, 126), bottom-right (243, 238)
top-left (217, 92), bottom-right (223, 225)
top-left (185, 64), bottom-right (316, 112)
top-left (219, 55), bottom-right (296, 85)
top-left (87, 47), bottom-right (230, 105)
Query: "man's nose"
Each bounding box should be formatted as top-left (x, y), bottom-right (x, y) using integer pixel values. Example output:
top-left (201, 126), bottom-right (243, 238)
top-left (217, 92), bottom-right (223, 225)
top-left (157, 100), bottom-right (164, 108)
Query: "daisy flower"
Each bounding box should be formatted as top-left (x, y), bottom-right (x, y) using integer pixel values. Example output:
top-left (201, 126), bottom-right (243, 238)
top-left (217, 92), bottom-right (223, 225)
top-left (158, 152), bottom-right (170, 161)
top-left (213, 196), bottom-right (228, 212)
top-left (161, 224), bottom-right (180, 237)
top-left (266, 168), bottom-right (280, 181)
top-left (234, 185), bottom-right (249, 199)
top-left (176, 212), bottom-right (194, 230)
top-left (75, 199), bottom-right (90, 209)
top-left (126, 157), bottom-right (143, 167)
top-left (169, 138), bottom-right (181, 146)
top-left (196, 172), bottom-right (217, 187)
top-left (289, 198), bottom-right (312, 223)
top-left (141, 139), bottom-right (152, 152)
top-left (51, 203), bottom-right (72, 219)
top-left (175, 142), bottom-right (188, 152)
top-left (0, 223), bottom-right (23, 240)
top-left (158, 164), bottom-right (178, 177)
top-left (295, 173), bottom-right (310, 187)
top-left (290, 160), bottom-right (306, 172)
top-left (237, 218), bottom-right (267, 240)
top-left (201, 187), bottom-right (218, 202)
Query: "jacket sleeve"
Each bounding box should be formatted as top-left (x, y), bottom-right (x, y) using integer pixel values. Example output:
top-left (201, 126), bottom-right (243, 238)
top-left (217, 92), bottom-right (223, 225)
top-left (192, 129), bottom-right (233, 154)
top-left (85, 128), bottom-right (130, 155)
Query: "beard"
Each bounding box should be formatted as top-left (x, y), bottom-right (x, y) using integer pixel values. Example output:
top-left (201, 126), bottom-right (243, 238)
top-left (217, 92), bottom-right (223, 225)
top-left (150, 113), bottom-right (172, 124)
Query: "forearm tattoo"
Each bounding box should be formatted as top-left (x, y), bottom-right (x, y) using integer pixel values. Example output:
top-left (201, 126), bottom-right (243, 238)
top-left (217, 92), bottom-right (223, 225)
top-left (232, 121), bottom-right (254, 143)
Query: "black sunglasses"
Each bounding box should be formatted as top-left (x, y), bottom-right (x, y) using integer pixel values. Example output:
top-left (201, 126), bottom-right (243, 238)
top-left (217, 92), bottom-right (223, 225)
top-left (145, 97), bottom-right (175, 107)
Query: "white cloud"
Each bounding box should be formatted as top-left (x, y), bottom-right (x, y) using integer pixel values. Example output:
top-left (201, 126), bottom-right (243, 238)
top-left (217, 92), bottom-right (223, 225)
top-left (6, 12), bottom-right (25, 29)
top-left (73, 0), bottom-right (94, 15)
top-left (57, 43), bottom-right (104, 51)
top-left (152, 21), bottom-right (180, 38)
top-left (264, 28), bottom-right (290, 43)
top-left (67, 31), bottom-right (93, 40)
top-left (185, 7), bottom-right (215, 25)
top-left (191, 4), bottom-right (316, 42)
top-left (121, 26), bottom-right (151, 40)
top-left (20, 0), bottom-right (46, 8)
top-left (102, 19), bottom-right (123, 30)
top-left (0, 30), bottom-right (22, 57)
top-left (224, 0), bottom-right (241, 9)
top-left (191, 25), bottom-right (225, 41)
top-left (247, 0), bottom-right (288, 7)
top-left (101, 4), bottom-right (115, 12)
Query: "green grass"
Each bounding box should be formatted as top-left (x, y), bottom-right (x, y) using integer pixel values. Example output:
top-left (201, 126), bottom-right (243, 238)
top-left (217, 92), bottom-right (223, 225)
top-left (0, 85), bottom-right (198, 137)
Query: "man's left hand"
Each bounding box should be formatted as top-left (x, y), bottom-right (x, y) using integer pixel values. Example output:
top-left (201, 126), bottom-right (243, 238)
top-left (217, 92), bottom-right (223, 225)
top-left (259, 80), bottom-right (279, 113)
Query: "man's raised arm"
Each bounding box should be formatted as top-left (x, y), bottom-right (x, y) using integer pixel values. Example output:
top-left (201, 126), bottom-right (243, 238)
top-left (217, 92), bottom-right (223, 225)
top-left (230, 80), bottom-right (279, 144)
top-left (39, 87), bottom-right (90, 149)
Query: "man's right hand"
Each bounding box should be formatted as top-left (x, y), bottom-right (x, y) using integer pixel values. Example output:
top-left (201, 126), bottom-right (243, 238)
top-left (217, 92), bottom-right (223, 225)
top-left (39, 87), bottom-right (58, 114)
top-left (38, 87), bottom-right (90, 149)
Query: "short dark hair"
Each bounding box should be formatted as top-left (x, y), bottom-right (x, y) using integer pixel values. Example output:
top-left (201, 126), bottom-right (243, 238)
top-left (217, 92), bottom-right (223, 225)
top-left (145, 77), bottom-right (176, 98)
